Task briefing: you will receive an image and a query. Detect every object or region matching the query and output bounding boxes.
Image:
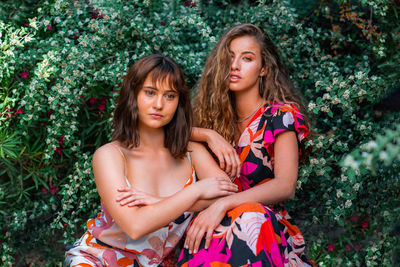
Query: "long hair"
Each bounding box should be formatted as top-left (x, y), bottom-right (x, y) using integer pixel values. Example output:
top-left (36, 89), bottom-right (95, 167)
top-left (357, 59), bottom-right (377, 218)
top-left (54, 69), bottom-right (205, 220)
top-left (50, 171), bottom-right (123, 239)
top-left (193, 23), bottom-right (310, 142)
top-left (112, 54), bottom-right (192, 158)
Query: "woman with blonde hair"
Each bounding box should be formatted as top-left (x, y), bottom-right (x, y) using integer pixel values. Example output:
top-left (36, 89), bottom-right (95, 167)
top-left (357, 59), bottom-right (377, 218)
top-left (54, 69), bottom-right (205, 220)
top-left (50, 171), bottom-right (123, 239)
top-left (178, 23), bottom-right (313, 266)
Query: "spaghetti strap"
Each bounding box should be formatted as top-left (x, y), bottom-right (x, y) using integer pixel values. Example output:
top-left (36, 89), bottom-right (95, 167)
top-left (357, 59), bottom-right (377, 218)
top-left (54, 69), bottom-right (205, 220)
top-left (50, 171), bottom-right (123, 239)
top-left (186, 152), bottom-right (193, 168)
top-left (107, 142), bottom-right (127, 178)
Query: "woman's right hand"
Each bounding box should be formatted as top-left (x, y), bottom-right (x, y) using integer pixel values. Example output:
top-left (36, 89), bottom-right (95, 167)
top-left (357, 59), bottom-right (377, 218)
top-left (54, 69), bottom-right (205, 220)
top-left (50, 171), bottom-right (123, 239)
top-left (206, 130), bottom-right (241, 179)
top-left (194, 177), bottom-right (238, 200)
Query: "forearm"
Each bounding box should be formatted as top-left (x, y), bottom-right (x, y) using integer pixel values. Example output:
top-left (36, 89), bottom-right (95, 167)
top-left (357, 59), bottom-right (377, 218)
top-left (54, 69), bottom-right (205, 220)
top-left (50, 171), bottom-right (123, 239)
top-left (123, 185), bottom-right (200, 239)
top-left (191, 127), bottom-right (213, 143)
top-left (187, 198), bottom-right (218, 212)
top-left (218, 178), bottom-right (295, 212)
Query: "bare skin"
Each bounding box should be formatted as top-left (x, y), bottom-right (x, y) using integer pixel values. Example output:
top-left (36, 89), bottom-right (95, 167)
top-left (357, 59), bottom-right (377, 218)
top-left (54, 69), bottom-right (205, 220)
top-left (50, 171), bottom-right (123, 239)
top-left (94, 73), bottom-right (238, 240)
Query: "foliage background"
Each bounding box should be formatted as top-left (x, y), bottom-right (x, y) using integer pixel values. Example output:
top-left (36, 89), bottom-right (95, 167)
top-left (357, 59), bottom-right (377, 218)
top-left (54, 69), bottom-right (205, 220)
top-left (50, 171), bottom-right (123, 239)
top-left (1, 0), bottom-right (399, 266)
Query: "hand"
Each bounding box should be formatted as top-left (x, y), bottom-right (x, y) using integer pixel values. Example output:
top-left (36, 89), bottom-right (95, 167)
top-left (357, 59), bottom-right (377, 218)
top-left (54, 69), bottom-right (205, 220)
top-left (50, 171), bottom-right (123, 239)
top-left (184, 199), bottom-right (227, 254)
top-left (195, 177), bottom-right (238, 200)
top-left (206, 130), bottom-right (241, 179)
top-left (116, 187), bottom-right (163, 207)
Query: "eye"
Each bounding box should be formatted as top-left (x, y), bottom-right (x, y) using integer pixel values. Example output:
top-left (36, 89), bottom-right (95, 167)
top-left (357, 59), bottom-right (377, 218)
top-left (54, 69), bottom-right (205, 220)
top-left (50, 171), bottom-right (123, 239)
top-left (243, 56), bottom-right (252, 61)
top-left (165, 93), bottom-right (177, 100)
top-left (144, 89), bottom-right (155, 96)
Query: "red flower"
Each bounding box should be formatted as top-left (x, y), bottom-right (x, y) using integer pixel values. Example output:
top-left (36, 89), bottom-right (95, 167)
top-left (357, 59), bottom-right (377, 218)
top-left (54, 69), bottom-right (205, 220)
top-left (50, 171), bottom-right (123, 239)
top-left (41, 187), bottom-right (48, 194)
top-left (89, 97), bottom-right (97, 104)
top-left (47, 182), bottom-right (59, 195)
top-left (361, 217), bottom-right (369, 228)
top-left (98, 99), bottom-right (106, 111)
top-left (58, 136), bottom-right (64, 145)
top-left (16, 108), bottom-right (23, 115)
top-left (47, 109), bottom-right (53, 117)
top-left (184, 1), bottom-right (191, 6)
top-left (161, 21), bottom-right (167, 26)
top-left (21, 71), bottom-right (29, 79)
top-left (73, 34), bottom-right (79, 38)
top-left (351, 215), bottom-right (360, 222)
top-left (345, 244), bottom-right (352, 251)
top-left (354, 243), bottom-right (361, 251)
top-left (46, 25), bottom-right (52, 31)
top-left (328, 244), bottom-right (335, 251)
top-left (54, 147), bottom-right (62, 155)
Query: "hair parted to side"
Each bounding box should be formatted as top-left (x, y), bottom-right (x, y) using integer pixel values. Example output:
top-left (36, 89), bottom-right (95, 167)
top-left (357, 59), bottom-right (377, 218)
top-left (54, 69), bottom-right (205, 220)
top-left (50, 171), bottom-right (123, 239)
top-left (112, 54), bottom-right (192, 158)
top-left (193, 23), bottom-right (310, 142)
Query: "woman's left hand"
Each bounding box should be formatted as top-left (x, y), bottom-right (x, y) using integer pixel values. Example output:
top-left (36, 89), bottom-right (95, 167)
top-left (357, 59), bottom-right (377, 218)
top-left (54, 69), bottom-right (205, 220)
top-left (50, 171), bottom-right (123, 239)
top-left (116, 187), bottom-right (163, 206)
top-left (184, 199), bottom-right (227, 254)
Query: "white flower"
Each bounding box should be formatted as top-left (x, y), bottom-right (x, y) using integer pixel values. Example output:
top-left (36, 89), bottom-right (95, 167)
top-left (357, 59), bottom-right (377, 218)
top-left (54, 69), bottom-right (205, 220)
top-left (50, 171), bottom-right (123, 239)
top-left (339, 81), bottom-right (346, 88)
top-left (353, 183), bottom-right (360, 191)
top-left (336, 189), bottom-right (343, 198)
top-left (342, 90), bottom-right (350, 99)
top-left (322, 93), bottom-right (331, 100)
top-left (308, 102), bottom-right (316, 111)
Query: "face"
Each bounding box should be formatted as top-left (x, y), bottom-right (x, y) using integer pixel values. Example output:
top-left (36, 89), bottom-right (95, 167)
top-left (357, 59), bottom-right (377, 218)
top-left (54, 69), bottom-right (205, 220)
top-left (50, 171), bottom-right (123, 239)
top-left (137, 73), bottom-right (179, 131)
top-left (229, 35), bottom-right (266, 93)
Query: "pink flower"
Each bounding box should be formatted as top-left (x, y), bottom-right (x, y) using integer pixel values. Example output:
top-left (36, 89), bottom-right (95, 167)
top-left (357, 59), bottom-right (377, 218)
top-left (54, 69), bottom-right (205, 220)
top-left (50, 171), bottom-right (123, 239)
top-left (73, 34), bottom-right (79, 38)
top-left (16, 108), bottom-right (23, 115)
top-left (327, 244), bottom-right (335, 251)
top-left (47, 109), bottom-right (53, 117)
top-left (184, 1), bottom-right (191, 6)
top-left (46, 25), bottom-right (52, 31)
top-left (89, 97), bottom-right (97, 104)
top-left (161, 21), bottom-right (167, 26)
top-left (41, 187), bottom-right (48, 194)
top-left (345, 244), bottom-right (352, 251)
top-left (21, 71), bottom-right (29, 79)
top-left (191, 1), bottom-right (197, 6)
top-left (54, 147), bottom-right (62, 155)
top-left (353, 243), bottom-right (361, 251)
top-left (24, 22), bottom-right (29, 27)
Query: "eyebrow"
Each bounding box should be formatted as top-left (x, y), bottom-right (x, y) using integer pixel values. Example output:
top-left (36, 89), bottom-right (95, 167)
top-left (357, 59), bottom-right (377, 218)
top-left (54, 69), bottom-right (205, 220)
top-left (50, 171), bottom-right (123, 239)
top-left (143, 85), bottom-right (177, 93)
top-left (229, 50), bottom-right (256, 56)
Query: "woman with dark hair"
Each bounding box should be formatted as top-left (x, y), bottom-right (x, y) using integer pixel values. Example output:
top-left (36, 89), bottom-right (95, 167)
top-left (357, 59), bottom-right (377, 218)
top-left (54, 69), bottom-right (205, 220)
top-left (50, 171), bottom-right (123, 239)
top-left (177, 24), bottom-right (314, 266)
top-left (65, 54), bottom-right (238, 267)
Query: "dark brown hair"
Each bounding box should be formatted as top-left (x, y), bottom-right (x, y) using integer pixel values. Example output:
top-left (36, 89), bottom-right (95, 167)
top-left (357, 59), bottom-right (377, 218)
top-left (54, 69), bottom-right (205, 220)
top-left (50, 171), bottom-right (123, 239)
top-left (112, 54), bottom-right (192, 158)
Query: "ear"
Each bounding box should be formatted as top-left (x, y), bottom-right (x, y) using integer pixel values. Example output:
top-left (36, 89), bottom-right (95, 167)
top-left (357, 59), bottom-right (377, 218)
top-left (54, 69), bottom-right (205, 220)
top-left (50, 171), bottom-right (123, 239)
top-left (260, 66), bottom-right (267, 77)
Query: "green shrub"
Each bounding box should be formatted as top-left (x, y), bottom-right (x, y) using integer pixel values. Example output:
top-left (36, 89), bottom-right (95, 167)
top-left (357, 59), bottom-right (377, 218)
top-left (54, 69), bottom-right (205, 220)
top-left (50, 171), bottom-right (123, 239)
top-left (1, 0), bottom-right (399, 265)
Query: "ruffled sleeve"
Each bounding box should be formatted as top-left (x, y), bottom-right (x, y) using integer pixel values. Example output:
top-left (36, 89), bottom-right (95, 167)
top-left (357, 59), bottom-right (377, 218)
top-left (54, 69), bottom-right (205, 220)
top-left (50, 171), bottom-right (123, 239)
top-left (263, 104), bottom-right (309, 146)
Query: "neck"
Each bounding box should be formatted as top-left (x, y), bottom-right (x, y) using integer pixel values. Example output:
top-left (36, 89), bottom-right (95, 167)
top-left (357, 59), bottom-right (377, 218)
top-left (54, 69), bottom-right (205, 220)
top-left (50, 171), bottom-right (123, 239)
top-left (234, 88), bottom-right (264, 119)
top-left (137, 124), bottom-right (166, 151)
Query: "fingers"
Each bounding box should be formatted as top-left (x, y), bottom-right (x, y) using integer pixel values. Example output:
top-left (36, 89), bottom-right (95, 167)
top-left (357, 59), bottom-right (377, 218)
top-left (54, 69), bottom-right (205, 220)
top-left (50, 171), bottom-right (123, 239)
top-left (224, 153), bottom-right (232, 176)
top-left (115, 191), bottom-right (135, 202)
top-left (204, 228), bottom-right (213, 250)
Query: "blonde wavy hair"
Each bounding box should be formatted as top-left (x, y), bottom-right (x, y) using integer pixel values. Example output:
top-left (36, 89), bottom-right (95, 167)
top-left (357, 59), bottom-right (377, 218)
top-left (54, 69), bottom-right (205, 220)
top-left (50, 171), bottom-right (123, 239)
top-left (193, 24), bottom-right (310, 142)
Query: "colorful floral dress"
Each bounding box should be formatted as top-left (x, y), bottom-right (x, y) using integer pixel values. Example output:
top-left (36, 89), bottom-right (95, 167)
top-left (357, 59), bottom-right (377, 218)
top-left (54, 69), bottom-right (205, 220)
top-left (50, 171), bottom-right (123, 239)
top-left (65, 150), bottom-right (196, 267)
top-left (176, 103), bottom-right (313, 267)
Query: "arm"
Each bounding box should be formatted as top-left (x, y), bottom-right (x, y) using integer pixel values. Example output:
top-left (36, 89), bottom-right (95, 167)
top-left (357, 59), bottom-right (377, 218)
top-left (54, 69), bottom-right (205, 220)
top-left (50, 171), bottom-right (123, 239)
top-left (186, 141), bottom-right (237, 212)
top-left (93, 144), bottom-right (237, 240)
top-left (185, 131), bottom-right (299, 252)
top-left (191, 127), bottom-right (241, 178)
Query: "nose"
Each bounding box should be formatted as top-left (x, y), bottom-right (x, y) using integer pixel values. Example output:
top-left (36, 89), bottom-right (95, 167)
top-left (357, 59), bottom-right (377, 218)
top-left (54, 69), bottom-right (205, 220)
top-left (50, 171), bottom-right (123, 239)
top-left (231, 56), bottom-right (240, 70)
top-left (154, 94), bottom-right (163, 110)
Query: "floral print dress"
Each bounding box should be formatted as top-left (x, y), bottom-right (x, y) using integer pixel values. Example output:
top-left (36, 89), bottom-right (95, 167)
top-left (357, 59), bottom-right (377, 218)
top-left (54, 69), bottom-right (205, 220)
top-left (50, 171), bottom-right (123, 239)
top-left (176, 103), bottom-right (313, 267)
top-left (65, 150), bottom-right (196, 267)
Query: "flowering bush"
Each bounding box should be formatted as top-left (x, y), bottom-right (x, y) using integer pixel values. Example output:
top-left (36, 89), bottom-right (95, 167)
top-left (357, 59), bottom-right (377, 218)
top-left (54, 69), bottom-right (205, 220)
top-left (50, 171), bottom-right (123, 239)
top-left (1, 0), bottom-right (399, 265)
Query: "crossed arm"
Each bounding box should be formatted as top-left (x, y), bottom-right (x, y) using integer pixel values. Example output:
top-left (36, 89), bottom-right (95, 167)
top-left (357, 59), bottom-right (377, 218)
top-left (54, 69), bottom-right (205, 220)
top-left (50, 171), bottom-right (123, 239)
top-left (93, 143), bottom-right (237, 240)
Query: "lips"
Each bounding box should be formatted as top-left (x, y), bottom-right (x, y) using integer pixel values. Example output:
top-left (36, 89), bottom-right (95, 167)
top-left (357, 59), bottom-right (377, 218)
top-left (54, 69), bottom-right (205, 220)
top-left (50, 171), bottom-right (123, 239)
top-left (149, 113), bottom-right (163, 119)
top-left (230, 74), bottom-right (241, 82)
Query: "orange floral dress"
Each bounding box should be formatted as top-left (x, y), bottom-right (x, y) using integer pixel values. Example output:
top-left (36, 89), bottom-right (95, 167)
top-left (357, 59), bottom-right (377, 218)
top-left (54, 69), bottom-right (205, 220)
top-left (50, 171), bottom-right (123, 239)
top-left (177, 103), bottom-right (313, 267)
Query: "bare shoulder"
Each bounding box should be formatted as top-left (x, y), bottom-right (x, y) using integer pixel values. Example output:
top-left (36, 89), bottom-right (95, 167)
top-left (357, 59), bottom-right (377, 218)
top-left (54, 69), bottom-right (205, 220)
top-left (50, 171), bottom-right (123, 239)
top-left (92, 142), bottom-right (124, 168)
